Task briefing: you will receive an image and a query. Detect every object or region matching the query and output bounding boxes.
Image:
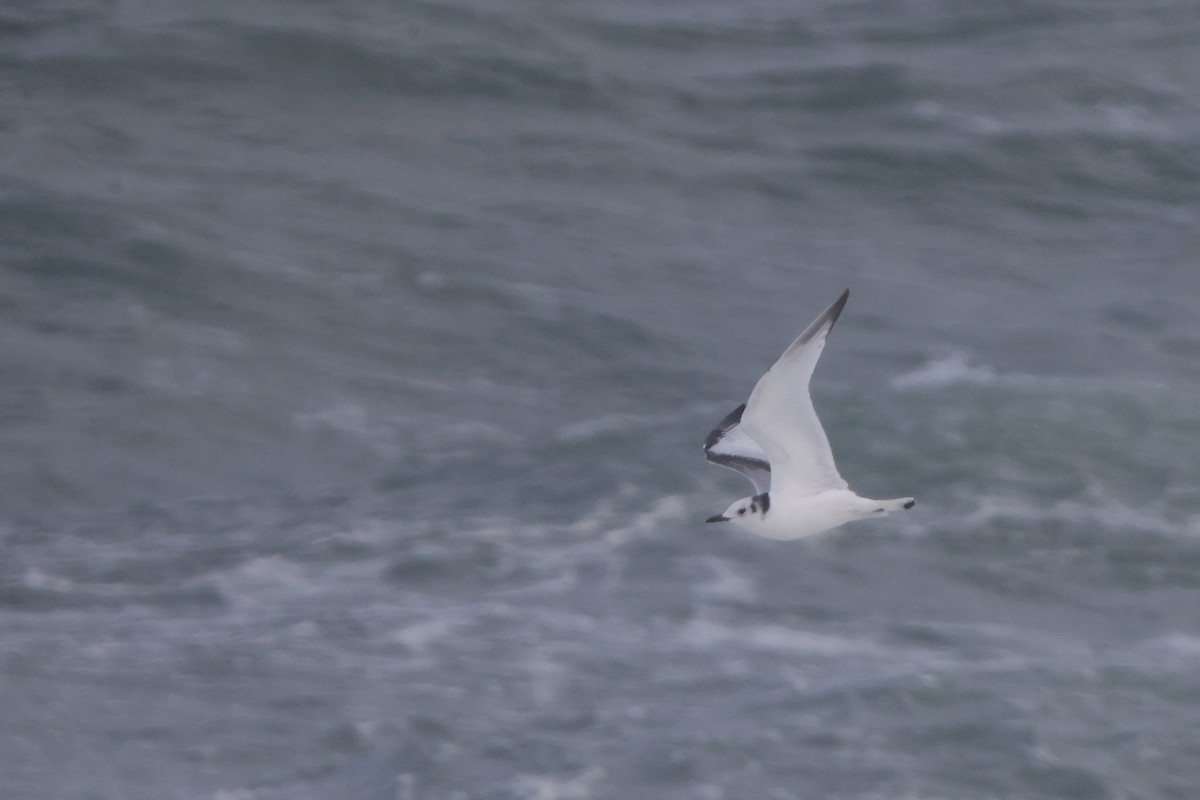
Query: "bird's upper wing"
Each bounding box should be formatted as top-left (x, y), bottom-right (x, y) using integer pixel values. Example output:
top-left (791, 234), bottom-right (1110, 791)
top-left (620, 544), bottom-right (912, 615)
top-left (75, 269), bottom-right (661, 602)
top-left (740, 289), bottom-right (850, 498)
top-left (703, 403), bottom-right (771, 495)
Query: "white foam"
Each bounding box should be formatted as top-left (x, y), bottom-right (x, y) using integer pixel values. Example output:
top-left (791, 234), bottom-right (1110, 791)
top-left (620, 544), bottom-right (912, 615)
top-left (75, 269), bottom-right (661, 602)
top-left (962, 483), bottom-right (1184, 537)
top-left (524, 650), bottom-right (569, 706)
top-left (391, 618), bottom-right (458, 654)
top-left (211, 790), bottom-right (256, 800)
top-left (677, 616), bottom-right (877, 657)
top-left (693, 556), bottom-right (759, 604)
top-left (1153, 632), bottom-right (1200, 656)
top-left (554, 413), bottom-right (657, 443)
top-left (511, 766), bottom-right (606, 800)
top-left (556, 402), bottom-right (722, 444)
top-left (213, 556), bottom-right (320, 608)
top-left (599, 494), bottom-right (689, 545)
top-left (22, 568), bottom-right (74, 593)
top-left (294, 401), bottom-right (371, 435)
top-left (891, 351), bottom-right (1167, 394)
top-left (564, 491), bottom-right (689, 545)
top-left (913, 99), bottom-right (1004, 135)
top-left (889, 352), bottom-right (997, 391)
top-left (415, 270), bottom-right (445, 290)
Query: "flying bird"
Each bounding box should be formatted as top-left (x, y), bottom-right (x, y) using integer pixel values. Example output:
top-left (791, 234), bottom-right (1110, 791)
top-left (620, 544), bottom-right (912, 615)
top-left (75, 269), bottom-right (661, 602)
top-left (704, 289), bottom-right (914, 539)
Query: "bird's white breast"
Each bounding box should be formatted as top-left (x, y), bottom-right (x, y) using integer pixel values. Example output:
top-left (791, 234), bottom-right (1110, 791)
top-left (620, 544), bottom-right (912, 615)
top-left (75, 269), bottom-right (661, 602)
top-left (733, 489), bottom-right (883, 540)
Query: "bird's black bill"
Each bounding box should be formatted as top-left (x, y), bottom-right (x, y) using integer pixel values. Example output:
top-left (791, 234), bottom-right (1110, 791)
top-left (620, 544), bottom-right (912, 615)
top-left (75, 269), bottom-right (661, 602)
top-left (706, 515), bottom-right (729, 523)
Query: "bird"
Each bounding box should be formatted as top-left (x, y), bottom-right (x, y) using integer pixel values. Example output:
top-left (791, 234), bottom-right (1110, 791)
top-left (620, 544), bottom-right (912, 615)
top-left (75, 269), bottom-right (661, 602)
top-left (704, 289), bottom-right (914, 539)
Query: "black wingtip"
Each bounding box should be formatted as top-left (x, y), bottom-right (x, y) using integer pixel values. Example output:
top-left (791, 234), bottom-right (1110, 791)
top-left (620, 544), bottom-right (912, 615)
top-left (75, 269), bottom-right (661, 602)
top-left (826, 289), bottom-right (850, 332)
top-left (788, 289), bottom-right (851, 352)
top-left (703, 403), bottom-right (747, 451)
top-left (903, 499), bottom-right (915, 509)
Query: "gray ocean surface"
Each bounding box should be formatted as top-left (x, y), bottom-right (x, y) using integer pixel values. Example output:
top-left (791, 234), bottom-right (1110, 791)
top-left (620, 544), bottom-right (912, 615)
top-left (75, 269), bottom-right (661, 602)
top-left (4, 1), bottom-right (1200, 798)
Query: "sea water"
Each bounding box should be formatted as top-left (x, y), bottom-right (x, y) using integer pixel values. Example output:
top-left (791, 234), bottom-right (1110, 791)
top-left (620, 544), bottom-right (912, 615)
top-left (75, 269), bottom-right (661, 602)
top-left (3, 1), bottom-right (1200, 798)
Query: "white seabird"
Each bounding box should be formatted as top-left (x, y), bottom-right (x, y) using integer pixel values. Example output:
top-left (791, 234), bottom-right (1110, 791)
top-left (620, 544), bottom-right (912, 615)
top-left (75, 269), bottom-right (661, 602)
top-left (704, 289), bottom-right (914, 539)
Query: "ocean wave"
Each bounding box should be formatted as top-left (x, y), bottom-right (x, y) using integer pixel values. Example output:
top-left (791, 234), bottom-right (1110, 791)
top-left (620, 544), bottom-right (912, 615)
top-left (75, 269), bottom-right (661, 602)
top-left (889, 351), bottom-right (999, 390)
top-left (959, 488), bottom-right (1185, 538)
top-left (511, 766), bottom-right (607, 800)
top-left (890, 351), bottom-right (1167, 394)
top-left (677, 615), bottom-right (881, 657)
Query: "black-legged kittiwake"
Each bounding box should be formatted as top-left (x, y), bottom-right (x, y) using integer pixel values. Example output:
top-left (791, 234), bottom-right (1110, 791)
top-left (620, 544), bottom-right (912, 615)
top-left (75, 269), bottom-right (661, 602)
top-left (704, 289), bottom-right (914, 539)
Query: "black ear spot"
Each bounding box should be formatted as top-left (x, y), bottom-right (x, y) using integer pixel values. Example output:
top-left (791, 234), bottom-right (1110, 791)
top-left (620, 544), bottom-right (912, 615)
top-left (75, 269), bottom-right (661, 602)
top-left (750, 503), bottom-right (757, 512)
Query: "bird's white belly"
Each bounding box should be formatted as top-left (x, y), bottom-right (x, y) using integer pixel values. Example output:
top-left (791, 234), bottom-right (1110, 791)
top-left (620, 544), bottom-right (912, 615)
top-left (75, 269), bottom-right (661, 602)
top-left (737, 489), bottom-right (879, 540)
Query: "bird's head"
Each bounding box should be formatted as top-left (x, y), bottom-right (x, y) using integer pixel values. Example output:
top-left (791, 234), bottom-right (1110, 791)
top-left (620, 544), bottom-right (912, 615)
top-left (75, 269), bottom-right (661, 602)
top-left (706, 496), bottom-right (765, 525)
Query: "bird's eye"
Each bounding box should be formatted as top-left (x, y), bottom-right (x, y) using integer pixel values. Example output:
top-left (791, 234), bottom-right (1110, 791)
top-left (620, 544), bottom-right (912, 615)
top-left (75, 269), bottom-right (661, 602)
top-left (738, 508), bottom-right (745, 515)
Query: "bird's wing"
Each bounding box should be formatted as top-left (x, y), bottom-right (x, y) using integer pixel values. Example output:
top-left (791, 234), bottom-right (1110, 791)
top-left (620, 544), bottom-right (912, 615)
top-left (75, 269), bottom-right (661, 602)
top-left (740, 289), bottom-right (850, 498)
top-left (703, 403), bottom-right (771, 495)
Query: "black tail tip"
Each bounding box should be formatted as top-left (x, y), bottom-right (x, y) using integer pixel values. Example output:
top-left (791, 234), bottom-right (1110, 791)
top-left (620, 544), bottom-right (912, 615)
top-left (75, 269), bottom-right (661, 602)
top-left (903, 499), bottom-right (916, 510)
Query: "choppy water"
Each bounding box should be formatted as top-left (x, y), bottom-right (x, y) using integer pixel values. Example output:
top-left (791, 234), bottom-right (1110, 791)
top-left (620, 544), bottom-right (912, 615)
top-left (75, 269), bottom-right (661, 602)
top-left (4, 1), bottom-right (1200, 798)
